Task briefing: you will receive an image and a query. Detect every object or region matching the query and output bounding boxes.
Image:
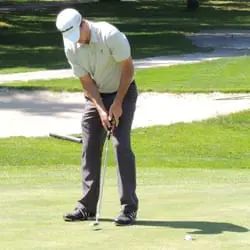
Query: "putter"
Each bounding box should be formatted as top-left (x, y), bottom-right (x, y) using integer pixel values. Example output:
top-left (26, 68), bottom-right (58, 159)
top-left (90, 128), bottom-right (112, 227)
top-left (49, 133), bottom-right (82, 144)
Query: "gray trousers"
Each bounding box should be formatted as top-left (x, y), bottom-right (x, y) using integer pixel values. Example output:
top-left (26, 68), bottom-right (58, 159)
top-left (78, 82), bottom-right (138, 214)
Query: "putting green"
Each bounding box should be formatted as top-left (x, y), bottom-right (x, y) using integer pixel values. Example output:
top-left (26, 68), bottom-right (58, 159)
top-left (0, 167), bottom-right (249, 249)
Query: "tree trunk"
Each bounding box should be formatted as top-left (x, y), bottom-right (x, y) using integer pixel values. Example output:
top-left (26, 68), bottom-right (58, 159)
top-left (187, 0), bottom-right (199, 10)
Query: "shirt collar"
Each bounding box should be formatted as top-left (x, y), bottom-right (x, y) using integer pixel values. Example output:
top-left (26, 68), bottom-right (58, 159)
top-left (88, 21), bottom-right (98, 44)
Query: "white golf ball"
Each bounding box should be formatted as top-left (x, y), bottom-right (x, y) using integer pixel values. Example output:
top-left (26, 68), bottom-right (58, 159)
top-left (184, 234), bottom-right (192, 241)
top-left (89, 221), bottom-right (99, 226)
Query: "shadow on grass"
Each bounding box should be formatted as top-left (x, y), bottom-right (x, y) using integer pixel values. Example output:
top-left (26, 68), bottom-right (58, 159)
top-left (0, 86), bottom-right (52, 91)
top-left (135, 220), bottom-right (249, 234)
top-left (101, 218), bottom-right (249, 234)
top-left (0, 84), bottom-right (80, 93)
top-left (1, 1), bottom-right (250, 72)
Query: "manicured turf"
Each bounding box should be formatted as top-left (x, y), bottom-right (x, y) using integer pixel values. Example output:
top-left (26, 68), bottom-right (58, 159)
top-left (1, 109), bottom-right (250, 249)
top-left (1, 56), bottom-right (250, 93)
top-left (0, 166), bottom-right (249, 249)
top-left (1, 111), bottom-right (249, 168)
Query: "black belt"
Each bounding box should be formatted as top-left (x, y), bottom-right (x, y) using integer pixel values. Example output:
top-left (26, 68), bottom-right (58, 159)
top-left (100, 91), bottom-right (117, 98)
top-left (85, 81), bottom-right (135, 100)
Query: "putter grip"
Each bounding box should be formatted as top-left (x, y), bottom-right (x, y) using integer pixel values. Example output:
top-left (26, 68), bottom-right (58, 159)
top-left (107, 117), bottom-right (114, 140)
top-left (107, 127), bottom-right (112, 140)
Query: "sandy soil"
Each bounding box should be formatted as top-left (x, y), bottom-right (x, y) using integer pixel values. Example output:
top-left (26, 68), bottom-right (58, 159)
top-left (1, 90), bottom-right (249, 138)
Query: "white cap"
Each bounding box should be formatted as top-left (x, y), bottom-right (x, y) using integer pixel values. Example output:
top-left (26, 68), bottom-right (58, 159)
top-left (56, 8), bottom-right (82, 43)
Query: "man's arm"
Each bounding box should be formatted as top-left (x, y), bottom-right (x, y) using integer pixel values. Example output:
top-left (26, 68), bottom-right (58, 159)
top-left (114, 56), bottom-right (134, 104)
top-left (80, 74), bottom-right (111, 130)
top-left (109, 56), bottom-right (134, 126)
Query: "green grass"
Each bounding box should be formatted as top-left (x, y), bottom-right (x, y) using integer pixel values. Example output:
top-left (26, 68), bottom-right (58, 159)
top-left (0, 94), bottom-right (250, 249)
top-left (2, 56), bottom-right (250, 93)
top-left (1, 109), bottom-right (250, 249)
top-left (1, 167), bottom-right (249, 249)
top-left (1, 3), bottom-right (250, 247)
top-left (1, 0), bottom-right (250, 73)
top-left (1, 111), bottom-right (249, 168)
top-left (136, 56), bottom-right (250, 93)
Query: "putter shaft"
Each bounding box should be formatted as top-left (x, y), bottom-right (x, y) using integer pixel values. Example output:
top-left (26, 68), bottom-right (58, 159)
top-left (95, 130), bottom-right (111, 224)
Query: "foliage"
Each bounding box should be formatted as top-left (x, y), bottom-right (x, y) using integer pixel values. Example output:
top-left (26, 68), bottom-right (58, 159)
top-left (1, 1), bottom-right (250, 73)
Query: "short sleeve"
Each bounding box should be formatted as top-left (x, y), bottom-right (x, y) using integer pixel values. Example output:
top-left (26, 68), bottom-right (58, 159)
top-left (65, 48), bottom-right (88, 78)
top-left (106, 31), bottom-right (131, 62)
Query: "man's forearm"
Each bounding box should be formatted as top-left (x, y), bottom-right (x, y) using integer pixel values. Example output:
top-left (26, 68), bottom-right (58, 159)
top-left (114, 57), bottom-right (134, 104)
top-left (80, 77), bottom-right (106, 113)
top-left (80, 76), bottom-right (112, 130)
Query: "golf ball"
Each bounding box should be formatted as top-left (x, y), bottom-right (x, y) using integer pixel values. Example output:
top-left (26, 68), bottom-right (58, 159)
top-left (89, 221), bottom-right (99, 226)
top-left (184, 234), bottom-right (192, 241)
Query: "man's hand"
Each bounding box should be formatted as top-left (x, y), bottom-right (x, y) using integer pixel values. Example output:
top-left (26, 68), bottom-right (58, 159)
top-left (109, 100), bottom-right (122, 127)
top-left (97, 108), bottom-right (111, 131)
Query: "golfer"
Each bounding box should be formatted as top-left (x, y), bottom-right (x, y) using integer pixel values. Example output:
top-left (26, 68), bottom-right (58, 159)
top-left (56, 8), bottom-right (138, 225)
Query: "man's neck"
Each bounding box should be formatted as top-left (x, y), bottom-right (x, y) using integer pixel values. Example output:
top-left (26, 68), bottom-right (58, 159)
top-left (78, 21), bottom-right (91, 44)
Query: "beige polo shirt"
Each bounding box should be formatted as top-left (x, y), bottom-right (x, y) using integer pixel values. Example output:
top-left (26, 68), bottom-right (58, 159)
top-left (64, 21), bottom-right (132, 93)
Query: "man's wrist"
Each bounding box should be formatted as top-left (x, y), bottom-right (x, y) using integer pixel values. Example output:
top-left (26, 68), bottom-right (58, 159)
top-left (96, 105), bottom-right (106, 115)
top-left (113, 97), bottom-right (122, 106)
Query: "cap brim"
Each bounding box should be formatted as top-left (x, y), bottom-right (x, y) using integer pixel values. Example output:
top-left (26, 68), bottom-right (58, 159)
top-left (62, 26), bottom-right (80, 43)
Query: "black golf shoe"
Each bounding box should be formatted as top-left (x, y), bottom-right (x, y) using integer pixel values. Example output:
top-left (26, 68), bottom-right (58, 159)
top-left (63, 207), bottom-right (95, 222)
top-left (114, 209), bottom-right (137, 226)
